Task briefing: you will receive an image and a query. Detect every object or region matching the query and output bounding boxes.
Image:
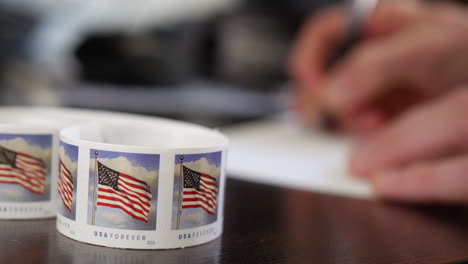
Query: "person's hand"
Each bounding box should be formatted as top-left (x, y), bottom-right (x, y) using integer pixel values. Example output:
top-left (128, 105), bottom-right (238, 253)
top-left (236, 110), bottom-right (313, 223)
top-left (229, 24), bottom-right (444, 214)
top-left (289, 0), bottom-right (468, 133)
top-left (349, 88), bottom-right (468, 203)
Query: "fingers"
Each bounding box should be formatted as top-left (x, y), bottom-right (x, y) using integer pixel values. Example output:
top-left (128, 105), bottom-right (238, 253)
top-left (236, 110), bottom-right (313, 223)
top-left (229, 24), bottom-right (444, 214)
top-left (289, 7), bottom-right (346, 90)
top-left (362, 0), bottom-right (424, 39)
top-left (349, 88), bottom-right (468, 177)
top-left (322, 4), bottom-right (468, 117)
top-left (322, 24), bottom-right (440, 117)
top-left (289, 7), bottom-right (347, 124)
top-left (289, 0), bottom-right (424, 89)
top-left (289, 0), bottom-right (426, 126)
top-left (372, 154), bottom-right (468, 203)
top-left (340, 108), bottom-right (385, 134)
top-left (289, 0), bottom-right (468, 131)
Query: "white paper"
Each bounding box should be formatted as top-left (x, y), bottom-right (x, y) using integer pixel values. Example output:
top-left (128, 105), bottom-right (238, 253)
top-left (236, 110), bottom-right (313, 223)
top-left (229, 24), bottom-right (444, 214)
top-left (223, 117), bottom-right (372, 199)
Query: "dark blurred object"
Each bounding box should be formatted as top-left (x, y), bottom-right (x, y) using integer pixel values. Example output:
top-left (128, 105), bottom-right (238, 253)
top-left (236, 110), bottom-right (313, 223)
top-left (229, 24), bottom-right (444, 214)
top-left (75, 15), bottom-right (292, 90)
top-left (215, 14), bottom-right (291, 90)
top-left (0, 8), bottom-right (35, 77)
top-left (76, 24), bottom-right (206, 86)
top-left (74, 0), bottom-right (343, 90)
top-left (0, 7), bottom-right (49, 106)
top-left (0, 8), bottom-right (35, 60)
top-left (242, 0), bottom-right (341, 20)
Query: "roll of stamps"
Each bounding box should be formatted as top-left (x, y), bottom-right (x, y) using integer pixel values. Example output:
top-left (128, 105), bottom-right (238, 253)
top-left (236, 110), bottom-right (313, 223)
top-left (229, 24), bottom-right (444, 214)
top-left (0, 107), bottom-right (228, 249)
top-left (56, 113), bottom-right (228, 249)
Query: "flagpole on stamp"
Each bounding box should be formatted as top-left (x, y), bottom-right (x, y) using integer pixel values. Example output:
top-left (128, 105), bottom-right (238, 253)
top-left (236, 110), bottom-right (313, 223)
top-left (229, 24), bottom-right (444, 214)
top-left (92, 151), bottom-right (99, 225)
top-left (176, 156), bottom-right (184, 230)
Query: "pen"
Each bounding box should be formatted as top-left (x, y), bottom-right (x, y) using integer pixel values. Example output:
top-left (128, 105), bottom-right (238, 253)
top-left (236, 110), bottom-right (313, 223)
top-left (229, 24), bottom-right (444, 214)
top-left (322, 0), bottom-right (380, 130)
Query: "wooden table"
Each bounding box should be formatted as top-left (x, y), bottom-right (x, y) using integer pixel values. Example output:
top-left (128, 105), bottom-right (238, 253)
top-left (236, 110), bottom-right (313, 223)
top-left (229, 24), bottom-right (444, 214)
top-left (3, 178), bottom-right (468, 264)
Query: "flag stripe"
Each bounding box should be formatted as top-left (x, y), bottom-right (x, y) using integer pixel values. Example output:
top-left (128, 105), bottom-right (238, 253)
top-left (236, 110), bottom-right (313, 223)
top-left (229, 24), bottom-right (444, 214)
top-left (16, 158), bottom-right (46, 170)
top-left (16, 167), bottom-right (46, 176)
top-left (16, 158), bottom-right (44, 168)
top-left (97, 194), bottom-right (148, 216)
top-left (201, 174), bottom-right (216, 186)
top-left (118, 179), bottom-right (151, 196)
top-left (184, 193), bottom-right (216, 206)
top-left (0, 176), bottom-right (44, 194)
top-left (58, 186), bottom-right (72, 210)
top-left (58, 160), bottom-right (73, 212)
top-left (59, 163), bottom-right (72, 177)
top-left (0, 177), bottom-right (43, 193)
top-left (58, 174), bottom-right (73, 193)
top-left (183, 190), bottom-right (216, 205)
top-left (114, 184), bottom-right (151, 209)
top-left (0, 173), bottom-right (43, 188)
top-left (19, 171), bottom-right (46, 179)
top-left (201, 173), bottom-right (216, 181)
top-left (59, 162), bottom-right (72, 179)
top-left (58, 181), bottom-right (72, 203)
top-left (58, 177), bottom-right (72, 194)
top-left (118, 173), bottom-right (150, 187)
top-left (199, 182), bottom-right (217, 194)
top-left (0, 181), bottom-right (42, 194)
top-left (184, 189), bottom-right (216, 201)
top-left (201, 176), bottom-right (216, 184)
top-left (58, 180), bottom-right (72, 201)
top-left (59, 177), bottom-right (73, 192)
top-left (57, 189), bottom-right (66, 204)
top-left (0, 168), bottom-right (44, 188)
top-left (58, 186), bottom-right (72, 207)
top-left (98, 186), bottom-right (150, 213)
top-left (183, 192), bottom-right (216, 206)
top-left (96, 201), bottom-right (148, 223)
top-left (183, 196), bottom-right (216, 208)
top-left (198, 184), bottom-right (217, 197)
top-left (96, 195), bottom-right (149, 222)
top-left (118, 178), bottom-right (152, 200)
top-left (182, 203), bottom-right (216, 215)
top-left (17, 154), bottom-right (43, 164)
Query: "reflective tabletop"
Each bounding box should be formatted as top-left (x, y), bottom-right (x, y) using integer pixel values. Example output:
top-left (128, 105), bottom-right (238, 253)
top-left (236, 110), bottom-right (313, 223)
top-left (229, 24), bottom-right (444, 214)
top-left (2, 178), bottom-right (468, 264)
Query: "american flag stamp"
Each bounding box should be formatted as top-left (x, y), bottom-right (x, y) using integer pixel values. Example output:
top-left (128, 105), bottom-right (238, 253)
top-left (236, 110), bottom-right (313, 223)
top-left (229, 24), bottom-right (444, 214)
top-left (0, 133), bottom-right (52, 202)
top-left (87, 149), bottom-right (159, 231)
top-left (58, 141), bottom-right (78, 220)
top-left (172, 152), bottom-right (221, 230)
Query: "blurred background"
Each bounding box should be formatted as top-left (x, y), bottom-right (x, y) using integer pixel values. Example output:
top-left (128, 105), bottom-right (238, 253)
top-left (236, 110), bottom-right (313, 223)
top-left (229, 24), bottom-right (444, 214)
top-left (0, 0), bottom-right (342, 127)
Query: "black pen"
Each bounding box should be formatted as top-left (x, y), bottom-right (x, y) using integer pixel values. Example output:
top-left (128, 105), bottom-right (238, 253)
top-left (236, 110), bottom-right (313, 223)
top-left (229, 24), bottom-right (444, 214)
top-left (322, 0), bottom-right (380, 130)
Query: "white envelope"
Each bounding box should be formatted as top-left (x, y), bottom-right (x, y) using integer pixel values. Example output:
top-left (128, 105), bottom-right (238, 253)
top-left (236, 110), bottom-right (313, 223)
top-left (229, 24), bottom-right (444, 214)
top-left (223, 116), bottom-right (373, 199)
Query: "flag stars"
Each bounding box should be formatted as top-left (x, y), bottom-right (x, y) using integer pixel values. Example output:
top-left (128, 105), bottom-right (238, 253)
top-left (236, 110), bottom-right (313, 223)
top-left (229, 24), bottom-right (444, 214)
top-left (183, 167), bottom-right (201, 191)
top-left (0, 146), bottom-right (17, 167)
top-left (98, 162), bottom-right (119, 191)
